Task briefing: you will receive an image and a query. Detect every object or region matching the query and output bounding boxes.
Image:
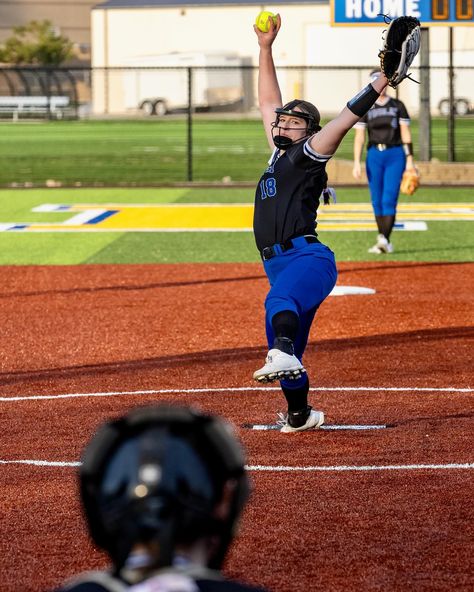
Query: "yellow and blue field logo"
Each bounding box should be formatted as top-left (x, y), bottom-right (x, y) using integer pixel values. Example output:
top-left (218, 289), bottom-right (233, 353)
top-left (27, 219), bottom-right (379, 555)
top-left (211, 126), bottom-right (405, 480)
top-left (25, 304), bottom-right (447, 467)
top-left (1, 202), bottom-right (473, 233)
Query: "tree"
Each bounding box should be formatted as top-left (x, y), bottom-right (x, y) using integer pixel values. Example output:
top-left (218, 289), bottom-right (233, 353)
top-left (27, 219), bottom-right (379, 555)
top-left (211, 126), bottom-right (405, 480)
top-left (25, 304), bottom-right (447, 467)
top-left (0, 20), bottom-right (74, 65)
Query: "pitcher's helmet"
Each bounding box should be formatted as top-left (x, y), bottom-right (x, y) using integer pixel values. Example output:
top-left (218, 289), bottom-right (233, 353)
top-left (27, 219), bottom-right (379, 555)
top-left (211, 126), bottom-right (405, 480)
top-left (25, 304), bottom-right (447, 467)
top-left (272, 99), bottom-right (321, 149)
top-left (79, 405), bottom-right (250, 572)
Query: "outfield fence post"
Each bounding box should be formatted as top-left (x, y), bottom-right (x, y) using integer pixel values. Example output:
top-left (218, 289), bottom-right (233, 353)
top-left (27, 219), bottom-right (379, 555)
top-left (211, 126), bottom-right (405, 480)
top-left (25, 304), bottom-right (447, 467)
top-left (187, 66), bottom-right (193, 182)
top-left (63, 68), bottom-right (79, 119)
top-left (447, 28), bottom-right (455, 162)
top-left (419, 28), bottom-right (432, 162)
top-left (46, 67), bottom-right (53, 121)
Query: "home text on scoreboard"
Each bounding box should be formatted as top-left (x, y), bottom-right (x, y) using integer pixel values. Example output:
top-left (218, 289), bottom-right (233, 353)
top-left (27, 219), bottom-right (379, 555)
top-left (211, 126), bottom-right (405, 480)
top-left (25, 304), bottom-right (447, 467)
top-left (331, 0), bottom-right (474, 25)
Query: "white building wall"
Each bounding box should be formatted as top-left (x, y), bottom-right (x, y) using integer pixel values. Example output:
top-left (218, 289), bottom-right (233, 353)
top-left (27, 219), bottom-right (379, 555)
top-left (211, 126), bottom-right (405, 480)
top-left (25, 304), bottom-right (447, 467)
top-left (92, 6), bottom-right (329, 66)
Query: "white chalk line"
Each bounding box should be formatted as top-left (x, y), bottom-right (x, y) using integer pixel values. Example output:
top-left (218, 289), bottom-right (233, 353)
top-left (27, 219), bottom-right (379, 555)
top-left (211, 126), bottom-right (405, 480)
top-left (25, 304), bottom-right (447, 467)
top-left (1, 459), bottom-right (473, 472)
top-left (248, 424), bottom-right (387, 431)
top-left (0, 459), bottom-right (81, 467)
top-left (0, 385), bottom-right (472, 402)
top-left (247, 463), bottom-right (474, 472)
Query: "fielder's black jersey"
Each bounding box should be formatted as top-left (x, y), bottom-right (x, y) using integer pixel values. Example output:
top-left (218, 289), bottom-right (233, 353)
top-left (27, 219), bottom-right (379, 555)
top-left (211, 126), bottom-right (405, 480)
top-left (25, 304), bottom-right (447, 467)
top-left (253, 138), bottom-right (331, 252)
top-left (355, 97), bottom-right (410, 147)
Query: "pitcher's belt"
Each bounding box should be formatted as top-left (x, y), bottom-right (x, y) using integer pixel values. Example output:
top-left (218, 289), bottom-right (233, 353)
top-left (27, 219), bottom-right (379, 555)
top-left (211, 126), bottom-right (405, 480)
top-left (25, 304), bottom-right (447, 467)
top-left (369, 143), bottom-right (401, 151)
top-left (261, 235), bottom-right (320, 261)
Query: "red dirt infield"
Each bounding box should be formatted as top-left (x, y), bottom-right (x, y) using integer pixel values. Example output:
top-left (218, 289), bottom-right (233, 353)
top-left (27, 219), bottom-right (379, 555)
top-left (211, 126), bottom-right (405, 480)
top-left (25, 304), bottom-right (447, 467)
top-left (0, 261), bottom-right (473, 591)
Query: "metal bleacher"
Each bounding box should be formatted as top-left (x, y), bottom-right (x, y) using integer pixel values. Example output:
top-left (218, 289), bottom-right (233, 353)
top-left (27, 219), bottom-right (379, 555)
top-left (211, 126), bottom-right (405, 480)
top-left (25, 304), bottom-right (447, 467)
top-left (0, 96), bottom-right (70, 119)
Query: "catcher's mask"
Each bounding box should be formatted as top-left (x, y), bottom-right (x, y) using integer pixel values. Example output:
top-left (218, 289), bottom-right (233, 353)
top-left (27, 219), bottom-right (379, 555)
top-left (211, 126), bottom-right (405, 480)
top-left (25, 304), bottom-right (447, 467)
top-left (79, 405), bottom-right (250, 574)
top-left (272, 99), bottom-right (321, 150)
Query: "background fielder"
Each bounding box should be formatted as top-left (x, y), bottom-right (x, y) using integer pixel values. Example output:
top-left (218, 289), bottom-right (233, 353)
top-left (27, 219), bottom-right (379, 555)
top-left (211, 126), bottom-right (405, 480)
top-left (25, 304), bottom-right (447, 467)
top-left (352, 69), bottom-right (417, 254)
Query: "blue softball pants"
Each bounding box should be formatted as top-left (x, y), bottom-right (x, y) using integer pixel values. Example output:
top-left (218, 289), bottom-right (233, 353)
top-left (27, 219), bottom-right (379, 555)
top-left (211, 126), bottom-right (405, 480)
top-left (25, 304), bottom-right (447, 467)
top-left (262, 238), bottom-right (337, 389)
top-left (366, 145), bottom-right (406, 216)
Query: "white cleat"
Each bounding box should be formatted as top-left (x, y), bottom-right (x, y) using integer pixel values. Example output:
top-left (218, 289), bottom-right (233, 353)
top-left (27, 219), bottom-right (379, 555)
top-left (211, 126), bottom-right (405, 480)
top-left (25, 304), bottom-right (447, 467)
top-left (368, 234), bottom-right (394, 254)
top-left (380, 241), bottom-right (394, 253)
top-left (278, 407), bottom-right (325, 433)
top-left (253, 349), bottom-right (305, 383)
top-left (368, 244), bottom-right (383, 254)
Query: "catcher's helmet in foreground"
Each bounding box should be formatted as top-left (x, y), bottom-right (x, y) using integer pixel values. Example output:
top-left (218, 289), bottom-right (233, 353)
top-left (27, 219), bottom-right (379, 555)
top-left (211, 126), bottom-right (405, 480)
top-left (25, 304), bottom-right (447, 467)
top-left (79, 405), bottom-right (250, 572)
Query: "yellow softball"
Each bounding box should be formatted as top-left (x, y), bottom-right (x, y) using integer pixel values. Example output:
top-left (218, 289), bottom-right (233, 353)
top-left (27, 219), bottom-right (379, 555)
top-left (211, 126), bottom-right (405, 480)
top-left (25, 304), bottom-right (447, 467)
top-left (255, 11), bottom-right (277, 33)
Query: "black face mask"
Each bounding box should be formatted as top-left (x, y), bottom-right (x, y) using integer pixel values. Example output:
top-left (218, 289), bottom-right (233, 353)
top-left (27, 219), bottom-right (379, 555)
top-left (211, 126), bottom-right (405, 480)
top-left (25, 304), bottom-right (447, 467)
top-left (272, 134), bottom-right (295, 150)
top-left (271, 117), bottom-right (309, 150)
top-left (271, 105), bottom-right (322, 150)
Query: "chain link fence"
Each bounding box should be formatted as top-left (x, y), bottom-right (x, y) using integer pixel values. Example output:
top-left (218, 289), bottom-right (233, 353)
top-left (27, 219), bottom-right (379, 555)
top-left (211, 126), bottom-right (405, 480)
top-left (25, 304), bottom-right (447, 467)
top-left (1, 64), bottom-right (472, 118)
top-left (0, 64), bottom-right (472, 186)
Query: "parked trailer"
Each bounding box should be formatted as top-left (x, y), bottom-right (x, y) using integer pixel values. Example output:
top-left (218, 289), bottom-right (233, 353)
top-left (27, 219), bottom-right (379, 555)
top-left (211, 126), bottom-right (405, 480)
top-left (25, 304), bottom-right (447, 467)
top-left (122, 52), bottom-right (246, 115)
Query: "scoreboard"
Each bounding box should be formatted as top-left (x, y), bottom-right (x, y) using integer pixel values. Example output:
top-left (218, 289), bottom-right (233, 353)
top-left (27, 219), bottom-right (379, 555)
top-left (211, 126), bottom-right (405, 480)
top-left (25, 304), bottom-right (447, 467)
top-left (331, 0), bottom-right (474, 25)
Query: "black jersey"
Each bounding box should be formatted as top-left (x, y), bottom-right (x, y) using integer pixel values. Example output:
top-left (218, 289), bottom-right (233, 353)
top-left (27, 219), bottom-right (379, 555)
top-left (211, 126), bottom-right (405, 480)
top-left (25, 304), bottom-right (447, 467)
top-left (253, 138), bottom-right (331, 252)
top-left (356, 97), bottom-right (410, 147)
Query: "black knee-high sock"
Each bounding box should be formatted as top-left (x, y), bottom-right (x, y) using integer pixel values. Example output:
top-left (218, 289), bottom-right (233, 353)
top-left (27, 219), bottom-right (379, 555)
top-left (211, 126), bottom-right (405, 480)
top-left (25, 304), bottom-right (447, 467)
top-left (281, 375), bottom-right (310, 412)
top-left (271, 310), bottom-right (299, 354)
top-left (375, 215), bottom-right (384, 235)
top-left (375, 215), bottom-right (396, 240)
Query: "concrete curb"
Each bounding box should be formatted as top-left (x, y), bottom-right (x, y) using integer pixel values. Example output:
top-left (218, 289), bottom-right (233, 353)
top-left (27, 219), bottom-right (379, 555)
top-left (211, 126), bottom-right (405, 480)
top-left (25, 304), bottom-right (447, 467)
top-left (327, 159), bottom-right (474, 186)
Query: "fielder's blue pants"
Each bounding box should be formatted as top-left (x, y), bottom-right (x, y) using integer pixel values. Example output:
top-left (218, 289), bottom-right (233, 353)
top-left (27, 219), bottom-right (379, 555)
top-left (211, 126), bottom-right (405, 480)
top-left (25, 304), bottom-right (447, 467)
top-left (366, 145), bottom-right (406, 216)
top-left (263, 238), bottom-right (337, 390)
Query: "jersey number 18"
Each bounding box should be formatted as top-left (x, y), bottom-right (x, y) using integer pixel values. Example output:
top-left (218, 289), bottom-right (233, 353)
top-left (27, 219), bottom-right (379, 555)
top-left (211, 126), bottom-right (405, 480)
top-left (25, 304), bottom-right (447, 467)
top-left (260, 177), bottom-right (277, 199)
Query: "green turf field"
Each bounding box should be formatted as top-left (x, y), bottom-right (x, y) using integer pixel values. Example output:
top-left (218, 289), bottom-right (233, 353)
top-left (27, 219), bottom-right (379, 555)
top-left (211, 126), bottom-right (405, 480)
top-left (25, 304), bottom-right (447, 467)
top-left (0, 117), bottom-right (472, 185)
top-left (0, 186), bottom-right (472, 264)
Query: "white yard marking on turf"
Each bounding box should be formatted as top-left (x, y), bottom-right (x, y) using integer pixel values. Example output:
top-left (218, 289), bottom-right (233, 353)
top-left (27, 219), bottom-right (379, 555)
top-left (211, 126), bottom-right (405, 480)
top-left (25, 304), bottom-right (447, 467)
top-left (0, 385), bottom-right (472, 402)
top-left (0, 226), bottom-right (428, 233)
top-left (62, 209), bottom-right (109, 226)
top-left (31, 204), bottom-right (68, 212)
top-left (1, 459), bottom-right (473, 472)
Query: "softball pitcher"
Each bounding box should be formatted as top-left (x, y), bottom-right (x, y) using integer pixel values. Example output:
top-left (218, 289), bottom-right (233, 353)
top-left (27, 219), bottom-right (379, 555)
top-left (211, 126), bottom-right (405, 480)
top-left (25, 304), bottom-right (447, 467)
top-left (251, 14), bottom-right (420, 432)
